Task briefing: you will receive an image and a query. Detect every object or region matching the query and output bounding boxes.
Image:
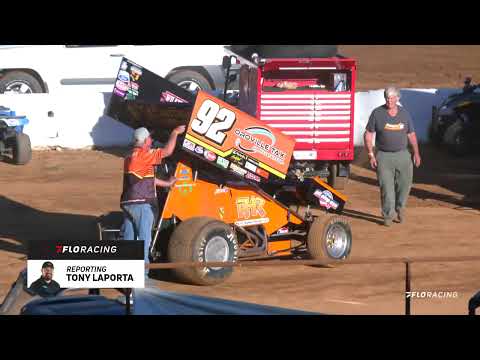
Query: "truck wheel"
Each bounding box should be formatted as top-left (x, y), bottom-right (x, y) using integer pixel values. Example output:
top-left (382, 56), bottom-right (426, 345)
top-left (0, 71), bottom-right (44, 94)
top-left (327, 163), bottom-right (348, 190)
top-left (11, 133), bottom-right (32, 165)
top-left (307, 214), bottom-right (352, 262)
top-left (444, 120), bottom-right (470, 156)
top-left (167, 70), bottom-right (213, 94)
top-left (167, 217), bottom-right (239, 286)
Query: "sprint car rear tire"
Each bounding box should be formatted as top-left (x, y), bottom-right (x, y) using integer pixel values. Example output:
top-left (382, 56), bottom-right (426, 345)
top-left (167, 217), bottom-right (238, 286)
top-left (11, 133), bottom-right (31, 165)
top-left (167, 70), bottom-right (213, 94)
top-left (307, 214), bottom-right (352, 263)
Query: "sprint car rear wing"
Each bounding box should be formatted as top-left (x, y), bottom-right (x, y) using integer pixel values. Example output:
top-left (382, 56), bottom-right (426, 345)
top-left (106, 58), bottom-right (296, 184)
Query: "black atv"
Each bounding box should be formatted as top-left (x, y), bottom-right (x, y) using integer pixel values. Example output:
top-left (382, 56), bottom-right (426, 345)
top-left (430, 78), bottom-right (480, 156)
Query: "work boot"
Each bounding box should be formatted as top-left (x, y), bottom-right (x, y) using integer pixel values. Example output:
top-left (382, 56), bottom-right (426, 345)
top-left (396, 209), bottom-right (405, 224)
top-left (384, 218), bottom-right (392, 227)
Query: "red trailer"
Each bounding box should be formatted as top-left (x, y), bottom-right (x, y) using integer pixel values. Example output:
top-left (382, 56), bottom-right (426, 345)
top-left (226, 46), bottom-right (356, 189)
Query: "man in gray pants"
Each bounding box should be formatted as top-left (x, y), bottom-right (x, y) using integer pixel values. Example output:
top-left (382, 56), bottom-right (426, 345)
top-left (364, 87), bottom-right (422, 226)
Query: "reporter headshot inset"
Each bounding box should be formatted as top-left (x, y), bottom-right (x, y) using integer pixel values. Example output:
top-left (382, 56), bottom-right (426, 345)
top-left (29, 261), bottom-right (61, 297)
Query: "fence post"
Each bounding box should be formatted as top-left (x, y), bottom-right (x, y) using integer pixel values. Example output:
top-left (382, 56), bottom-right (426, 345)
top-left (405, 262), bottom-right (411, 315)
top-left (126, 289), bottom-right (132, 315)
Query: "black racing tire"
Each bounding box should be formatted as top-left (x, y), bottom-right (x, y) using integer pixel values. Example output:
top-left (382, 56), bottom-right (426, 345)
top-left (443, 120), bottom-right (470, 156)
top-left (327, 163), bottom-right (348, 190)
top-left (307, 214), bottom-right (352, 263)
top-left (167, 217), bottom-right (239, 286)
top-left (167, 70), bottom-right (213, 94)
top-left (0, 71), bottom-right (44, 94)
top-left (230, 45), bottom-right (338, 59)
top-left (10, 133), bottom-right (32, 165)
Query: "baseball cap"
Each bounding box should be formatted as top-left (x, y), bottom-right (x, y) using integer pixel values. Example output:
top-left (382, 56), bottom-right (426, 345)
top-left (42, 261), bottom-right (54, 269)
top-left (133, 127), bottom-right (150, 146)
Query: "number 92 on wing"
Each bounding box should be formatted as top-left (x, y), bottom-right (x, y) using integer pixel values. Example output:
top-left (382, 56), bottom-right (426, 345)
top-left (183, 91), bottom-right (296, 181)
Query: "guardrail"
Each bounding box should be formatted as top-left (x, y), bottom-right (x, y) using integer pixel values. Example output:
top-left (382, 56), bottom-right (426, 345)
top-left (145, 255), bottom-right (480, 315)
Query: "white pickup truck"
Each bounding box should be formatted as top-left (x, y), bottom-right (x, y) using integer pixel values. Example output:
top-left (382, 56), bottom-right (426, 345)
top-left (0, 45), bottom-right (228, 94)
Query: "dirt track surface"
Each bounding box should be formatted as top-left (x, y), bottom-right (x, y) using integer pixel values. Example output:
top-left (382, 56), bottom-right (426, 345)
top-left (340, 45), bottom-right (480, 90)
top-left (1, 145), bottom-right (480, 315)
top-left (2, 46), bottom-right (480, 315)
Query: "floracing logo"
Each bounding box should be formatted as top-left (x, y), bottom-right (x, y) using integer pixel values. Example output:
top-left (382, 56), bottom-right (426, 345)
top-left (406, 291), bottom-right (458, 299)
top-left (314, 190), bottom-right (339, 210)
top-left (234, 127), bottom-right (286, 165)
top-left (236, 196), bottom-right (267, 219)
top-left (56, 245), bottom-right (117, 254)
top-left (160, 91), bottom-right (188, 104)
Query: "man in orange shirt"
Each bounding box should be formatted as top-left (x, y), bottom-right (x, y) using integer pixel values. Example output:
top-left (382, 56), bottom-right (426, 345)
top-left (121, 125), bottom-right (186, 277)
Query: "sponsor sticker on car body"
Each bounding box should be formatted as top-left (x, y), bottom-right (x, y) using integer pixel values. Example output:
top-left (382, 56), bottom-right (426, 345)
top-left (113, 88), bottom-right (126, 98)
top-left (245, 161), bottom-right (257, 173)
top-left (186, 91), bottom-right (295, 181)
top-left (204, 150), bottom-right (217, 162)
top-left (130, 82), bottom-right (139, 91)
top-left (245, 172), bottom-right (261, 183)
top-left (182, 139), bottom-right (195, 151)
top-left (115, 80), bottom-right (129, 92)
top-left (214, 188), bottom-right (230, 195)
top-left (314, 190), bottom-right (339, 210)
top-left (118, 70), bottom-right (130, 83)
top-left (256, 167), bottom-right (269, 179)
top-left (216, 156), bottom-right (229, 169)
top-left (130, 66), bottom-right (143, 81)
top-left (160, 90), bottom-right (188, 103)
top-left (230, 163), bottom-right (247, 177)
top-left (194, 145), bottom-right (204, 155)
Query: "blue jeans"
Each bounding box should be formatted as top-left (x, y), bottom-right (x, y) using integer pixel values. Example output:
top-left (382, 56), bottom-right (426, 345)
top-left (122, 203), bottom-right (154, 272)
